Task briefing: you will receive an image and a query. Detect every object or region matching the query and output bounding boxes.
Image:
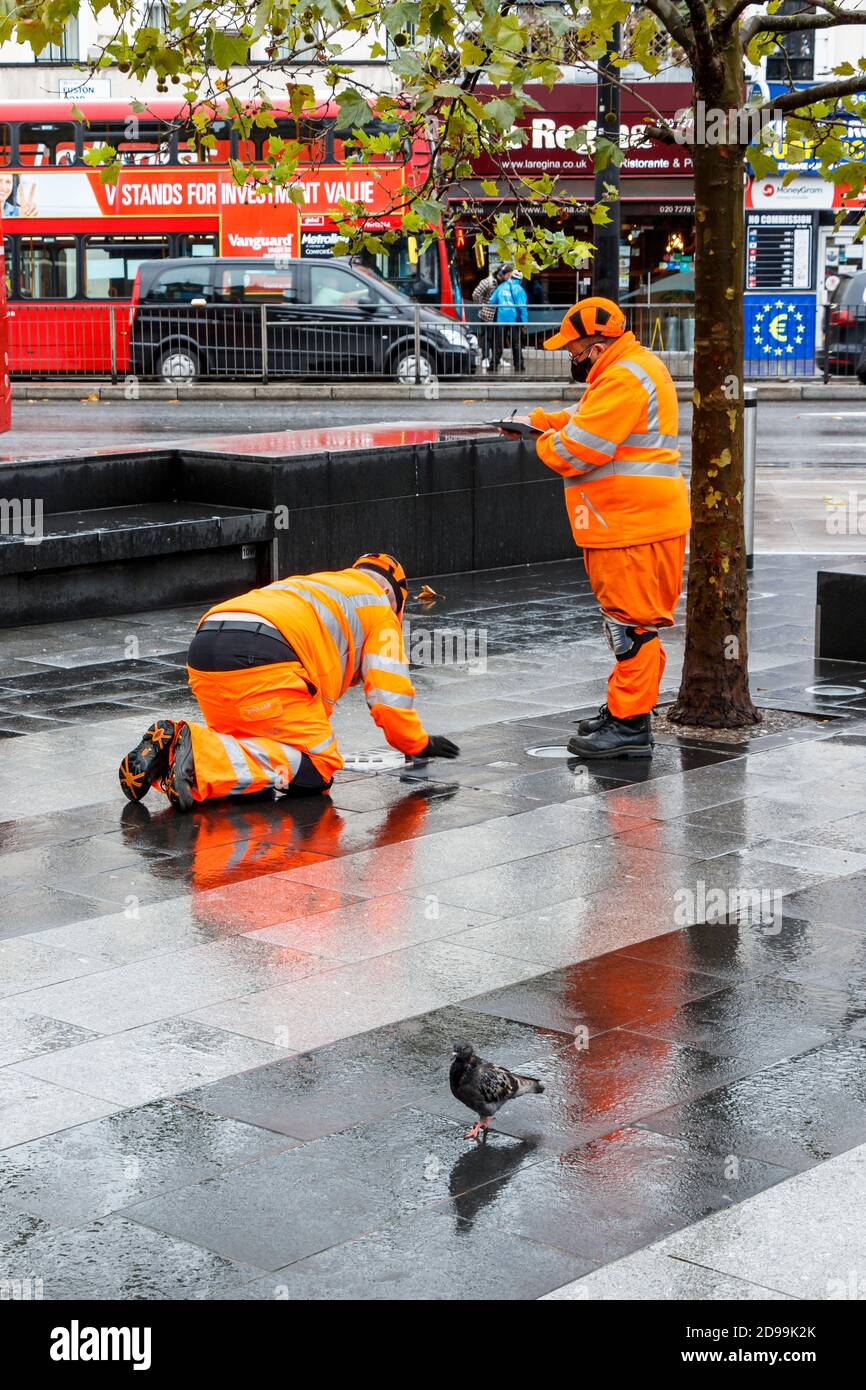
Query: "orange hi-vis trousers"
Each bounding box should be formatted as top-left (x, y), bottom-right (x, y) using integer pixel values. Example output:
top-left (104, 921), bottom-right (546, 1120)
top-left (583, 536), bottom-right (686, 720)
top-left (183, 661), bottom-right (342, 803)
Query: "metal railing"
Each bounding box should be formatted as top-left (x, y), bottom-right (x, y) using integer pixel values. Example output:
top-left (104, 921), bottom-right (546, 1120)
top-left (6, 298), bottom-right (857, 383)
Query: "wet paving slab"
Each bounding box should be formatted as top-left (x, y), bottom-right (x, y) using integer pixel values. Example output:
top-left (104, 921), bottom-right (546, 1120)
top-left (3, 553), bottom-right (866, 1297)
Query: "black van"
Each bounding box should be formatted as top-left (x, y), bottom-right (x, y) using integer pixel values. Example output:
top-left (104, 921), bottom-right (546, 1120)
top-left (129, 257), bottom-right (477, 384)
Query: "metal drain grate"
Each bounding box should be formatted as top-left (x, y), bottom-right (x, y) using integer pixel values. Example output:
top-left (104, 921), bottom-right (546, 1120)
top-left (525, 744), bottom-right (573, 759)
top-left (342, 749), bottom-right (407, 772)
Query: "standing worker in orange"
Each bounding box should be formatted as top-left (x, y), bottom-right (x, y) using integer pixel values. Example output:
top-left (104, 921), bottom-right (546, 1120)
top-left (118, 554), bottom-right (459, 812)
top-left (529, 298), bottom-right (691, 759)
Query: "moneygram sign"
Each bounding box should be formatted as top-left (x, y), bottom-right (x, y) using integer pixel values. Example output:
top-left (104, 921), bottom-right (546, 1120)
top-left (472, 83), bottom-right (694, 180)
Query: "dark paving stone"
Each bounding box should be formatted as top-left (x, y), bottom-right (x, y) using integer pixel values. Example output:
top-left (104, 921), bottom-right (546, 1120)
top-left (0, 1099), bottom-right (295, 1226)
top-left (0, 716), bottom-right (69, 735)
top-left (438, 1126), bottom-right (792, 1265)
top-left (420, 1032), bottom-right (748, 1151)
top-left (0, 1213), bottom-right (255, 1300)
top-left (626, 976), bottom-right (856, 1066)
top-left (621, 915), bottom-right (858, 986)
top-left (0, 658), bottom-right (184, 692)
top-left (121, 1143), bottom-right (402, 1271)
top-left (462, 952), bottom-right (726, 1036)
top-left (2, 884), bottom-right (126, 939)
top-left (0, 833), bottom-right (171, 889)
top-left (0, 801), bottom-right (146, 856)
top-left (43, 700), bottom-right (169, 722)
top-left (183, 1007), bottom-right (572, 1140)
top-left (779, 874), bottom-right (866, 932)
top-left (642, 1034), bottom-right (866, 1172)
top-left (214, 1206), bottom-right (592, 1300)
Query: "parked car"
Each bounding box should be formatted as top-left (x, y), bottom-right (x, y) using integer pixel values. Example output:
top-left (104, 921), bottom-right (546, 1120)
top-left (823, 271), bottom-right (866, 378)
top-left (129, 257), bottom-right (478, 384)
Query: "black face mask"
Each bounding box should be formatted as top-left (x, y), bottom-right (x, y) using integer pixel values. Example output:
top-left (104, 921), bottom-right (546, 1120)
top-left (570, 355), bottom-right (592, 383)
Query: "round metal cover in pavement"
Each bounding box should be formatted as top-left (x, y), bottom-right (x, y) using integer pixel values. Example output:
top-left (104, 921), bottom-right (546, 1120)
top-left (526, 744), bottom-right (573, 758)
top-left (342, 749), bottom-right (407, 771)
top-left (804, 684), bottom-right (863, 698)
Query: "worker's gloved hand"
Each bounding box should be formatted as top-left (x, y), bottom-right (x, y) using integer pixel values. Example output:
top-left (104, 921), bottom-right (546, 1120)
top-left (418, 735), bottom-right (460, 760)
top-left (529, 406), bottom-right (552, 430)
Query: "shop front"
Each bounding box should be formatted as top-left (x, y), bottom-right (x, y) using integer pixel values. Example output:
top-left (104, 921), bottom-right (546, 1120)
top-left (453, 82), bottom-right (695, 316)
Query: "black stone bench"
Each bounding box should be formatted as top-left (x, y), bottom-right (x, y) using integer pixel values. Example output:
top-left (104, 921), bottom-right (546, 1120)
top-left (817, 562), bottom-right (866, 662)
top-left (0, 483), bottom-right (275, 626)
top-left (0, 422), bottom-right (568, 627)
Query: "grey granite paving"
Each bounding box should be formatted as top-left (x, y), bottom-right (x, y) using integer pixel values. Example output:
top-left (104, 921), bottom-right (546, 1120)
top-left (2, 553), bottom-right (866, 1298)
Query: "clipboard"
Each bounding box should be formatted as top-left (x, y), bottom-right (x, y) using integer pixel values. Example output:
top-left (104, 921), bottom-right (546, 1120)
top-left (489, 419), bottom-right (543, 440)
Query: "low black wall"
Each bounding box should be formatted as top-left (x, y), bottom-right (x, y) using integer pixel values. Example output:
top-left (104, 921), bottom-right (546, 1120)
top-left (0, 427), bottom-right (577, 626)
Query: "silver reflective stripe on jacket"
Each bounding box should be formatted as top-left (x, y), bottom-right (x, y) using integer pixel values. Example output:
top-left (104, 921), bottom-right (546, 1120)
top-left (301, 582), bottom-right (391, 679)
top-left (586, 457), bottom-right (683, 482)
top-left (268, 582), bottom-right (349, 673)
top-left (562, 421), bottom-right (617, 458)
top-left (366, 687), bottom-right (415, 710)
top-left (361, 650), bottom-right (409, 680)
top-left (618, 358), bottom-right (660, 431)
top-left (308, 732), bottom-right (337, 755)
top-left (622, 432), bottom-right (679, 452)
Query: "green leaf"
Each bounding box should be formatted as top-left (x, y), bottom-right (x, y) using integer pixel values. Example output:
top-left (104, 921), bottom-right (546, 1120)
top-left (334, 89), bottom-right (373, 130)
top-left (210, 30), bottom-right (249, 69)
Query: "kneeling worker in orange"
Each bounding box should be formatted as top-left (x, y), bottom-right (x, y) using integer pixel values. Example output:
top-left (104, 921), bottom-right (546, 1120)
top-left (529, 298), bottom-right (691, 759)
top-left (118, 553), bottom-right (459, 812)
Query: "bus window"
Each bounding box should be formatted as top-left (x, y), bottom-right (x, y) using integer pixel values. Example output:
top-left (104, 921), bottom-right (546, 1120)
top-left (0, 126), bottom-right (10, 166)
top-left (146, 263), bottom-right (215, 302)
top-left (332, 122), bottom-right (401, 164)
top-left (178, 119), bottom-right (233, 164)
top-left (175, 233), bottom-right (218, 257)
top-left (236, 119), bottom-right (327, 165)
top-left (18, 237), bottom-right (78, 297)
top-left (84, 236), bottom-right (171, 298)
top-left (3, 237), bottom-right (12, 298)
top-left (19, 122), bottom-right (77, 167)
top-left (216, 264), bottom-right (297, 302)
top-left (81, 122), bottom-right (174, 166)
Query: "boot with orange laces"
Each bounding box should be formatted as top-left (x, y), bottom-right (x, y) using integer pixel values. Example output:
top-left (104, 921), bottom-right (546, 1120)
top-left (118, 720), bottom-right (177, 803)
top-left (160, 722), bottom-right (196, 813)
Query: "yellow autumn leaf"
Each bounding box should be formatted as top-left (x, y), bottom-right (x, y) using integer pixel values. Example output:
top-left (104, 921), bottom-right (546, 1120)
top-left (705, 488), bottom-right (723, 509)
top-left (721, 556), bottom-right (730, 573)
top-left (415, 584), bottom-right (442, 604)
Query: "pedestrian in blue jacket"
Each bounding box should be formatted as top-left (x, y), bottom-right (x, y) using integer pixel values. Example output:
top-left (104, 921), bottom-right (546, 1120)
top-left (489, 268), bottom-right (528, 372)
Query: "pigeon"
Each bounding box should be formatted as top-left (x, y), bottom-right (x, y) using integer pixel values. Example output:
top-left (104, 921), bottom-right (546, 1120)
top-left (450, 1041), bottom-right (544, 1142)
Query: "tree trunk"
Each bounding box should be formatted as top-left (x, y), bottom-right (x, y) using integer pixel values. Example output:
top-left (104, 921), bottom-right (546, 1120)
top-left (669, 36), bottom-right (760, 728)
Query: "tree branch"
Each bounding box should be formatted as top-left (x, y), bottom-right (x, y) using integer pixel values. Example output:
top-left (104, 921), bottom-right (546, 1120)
top-left (713, 0), bottom-right (763, 38)
top-left (755, 73), bottom-right (866, 115)
top-left (744, 8), bottom-right (866, 46)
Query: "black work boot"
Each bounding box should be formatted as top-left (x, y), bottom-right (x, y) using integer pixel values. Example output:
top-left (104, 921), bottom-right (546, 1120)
top-left (161, 722), bottom-right (196, 813)
top-left (575, 703), bottom-right (610, 736)
top-left (119, 720), bottom-right (177, 802)
top-left (567, 712), bottom-right (654, 760)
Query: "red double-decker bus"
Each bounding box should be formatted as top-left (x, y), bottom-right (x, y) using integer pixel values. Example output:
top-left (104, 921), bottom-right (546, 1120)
top-left (0, 99), bottom-right (461, 376)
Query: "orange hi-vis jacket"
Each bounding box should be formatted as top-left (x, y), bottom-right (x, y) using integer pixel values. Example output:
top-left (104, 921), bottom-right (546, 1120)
top-left (535, 332), bottom-right (691, 549)
top-left (201, 569), bottom-right (430, 757)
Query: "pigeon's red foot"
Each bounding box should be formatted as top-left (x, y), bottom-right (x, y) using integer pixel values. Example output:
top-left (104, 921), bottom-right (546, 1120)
top-left (464, 1122), bottom-right (482, 1141)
